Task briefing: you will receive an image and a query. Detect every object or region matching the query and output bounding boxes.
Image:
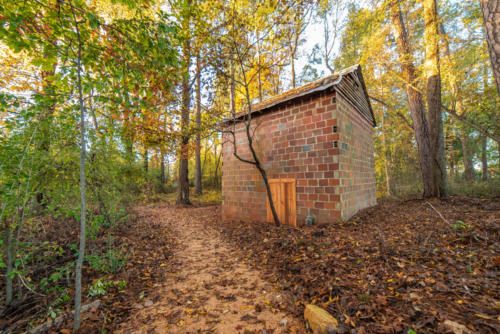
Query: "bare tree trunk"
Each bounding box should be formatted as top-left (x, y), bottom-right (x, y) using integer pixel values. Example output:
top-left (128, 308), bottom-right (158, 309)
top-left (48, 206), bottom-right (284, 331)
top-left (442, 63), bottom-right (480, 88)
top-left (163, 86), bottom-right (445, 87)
top-left (496, 141), bottom-right (500, 173)
top-left (72, 4), bottom-right (86, 329)
top-left (480, 0), bottom-right (500, 96)
top-left (160, 152), bottom-right (165, 185)
top-left (256, 30), bottom-right (263, 102)
top-left (481, 136), bottom-right (489, 180)
top-left (177, 5), bottom-right (191, 205)
top-left (166, 159), bottom-right (170, 183)
top-left (323, 14), bottom-right (335, 74)
top-left (5, 226), bottom-right (13, 305)
top-left (213, 143), bottom-right (221, 187)
top-left (461, 129), bottom-right (475, 182)
top-left (450, 152), bottom-right (456, 176)
top-left (230, 61), bottom-right (236, 115)
top-left (143, 148), bottom-right (148, 173)
top-left (288, 36), bottom-right (298, 88)
top-left (195, 53), bottom-right (202, 195)
top-left (240, 68), bottom-right (281, 226)
top-left (381, 107), bottom-right (391, 196)
top-left (389, 0), bottom-right (434, 197)
top-left (424, 0), bottom-right (448, 197)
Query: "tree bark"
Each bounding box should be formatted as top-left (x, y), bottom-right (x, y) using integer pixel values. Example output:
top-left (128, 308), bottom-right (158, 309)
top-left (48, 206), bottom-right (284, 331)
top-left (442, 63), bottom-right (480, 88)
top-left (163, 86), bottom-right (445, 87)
top-left (481, 136), bottom-right (489, 180)
top-left (177, 3), bottom-right (192, 205)
top-left (389, 0), bottom-right (435, 197)
top-left (72, 4), bottom-right (86, 329)
top-left (461, 129), bottom-right (475, 182)
top-left (230, 60), bottom-right (236, 115)
top-left (424, 0), bottom-right (448, 197)
top-left (5, 226), bottom-right (13, 305)
top-left (498, 141), bottom-right (500, 172)
top-left (214, 144), bottom-right (221, 187)
top-left (160, 152), bottom-right (165, 185)
top-left (381, 107), bottom-right (391, 196)
top-left (143, 148), bottom-right (148, 173)
top-left (195, 53), bottom-right (202, 195)
top-left (256, 30), bottom-right (263, 102)
top-left (480, 0), bottom-right (500, 96)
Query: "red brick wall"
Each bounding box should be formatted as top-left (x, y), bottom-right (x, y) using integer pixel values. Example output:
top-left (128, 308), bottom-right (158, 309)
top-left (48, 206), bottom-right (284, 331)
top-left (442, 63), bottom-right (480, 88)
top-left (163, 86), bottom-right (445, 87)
top-left (222, 89), bottom-right (375, 225)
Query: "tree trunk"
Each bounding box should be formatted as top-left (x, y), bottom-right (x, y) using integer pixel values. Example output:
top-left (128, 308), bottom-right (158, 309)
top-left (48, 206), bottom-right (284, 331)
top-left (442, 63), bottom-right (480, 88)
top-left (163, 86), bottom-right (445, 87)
top-left (480, 0), bottom-right (500, 96)
top-left (177, 4), bottom-right (191, 205)
top-left (461, 129), bottom-right (475, 182)
top-left (160, 152), bottom-right (165, 185)
top-left (450, 153), bottom-right (456, 176)
top-left (424, 0), bottom-right (448, 197)
top-left (143, 148), bottom-right (148, 173)
top-left (5, 226), bottom-right (13, 305)
top-left (230, 61), bottom-right (236, 115)
top-left (389, 0), bottom-right (434, 197)
top-left (291, 55), bottom-right (296, 89)
top-left (214, 143), bottom-right (222, 187)
top-left (166, 159), bottom-right (170, 183)
top-left (256, 30), bottom-right (263, 102)
top-left (195, 53), bottom-right (202, 195)
top-left (381, 107), bottom-right (391, 196)
top-left (498, 141), bottom-right (500, 172)
top-left (241, 69), bottom-right (281, 226)
top-left (73, 7), bottom-right (86, 330)
top-left (481, 136), bottom-right (489, 180)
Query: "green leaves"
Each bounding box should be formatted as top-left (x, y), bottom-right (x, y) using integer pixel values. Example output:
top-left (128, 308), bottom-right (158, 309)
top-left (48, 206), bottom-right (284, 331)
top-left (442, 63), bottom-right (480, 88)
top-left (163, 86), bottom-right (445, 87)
top-left (86, 12), bottom-right (100, 29)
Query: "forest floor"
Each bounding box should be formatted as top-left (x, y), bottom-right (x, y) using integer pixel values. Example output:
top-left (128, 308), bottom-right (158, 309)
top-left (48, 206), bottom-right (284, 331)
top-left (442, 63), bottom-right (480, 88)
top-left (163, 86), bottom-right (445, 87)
top-left (112, 204), bottom-right (304, 333)
top-left (60, 203), bottom-right (304, 334)
top-left (214, 196), bottom-right (500, 334)
top-left (2, 196), bottom-right (499, 334)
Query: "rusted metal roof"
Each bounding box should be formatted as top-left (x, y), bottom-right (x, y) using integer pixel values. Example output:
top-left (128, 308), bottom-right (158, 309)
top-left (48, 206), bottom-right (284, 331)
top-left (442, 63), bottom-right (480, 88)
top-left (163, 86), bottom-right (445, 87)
top-left (228, 64), bottom-right (376, 127)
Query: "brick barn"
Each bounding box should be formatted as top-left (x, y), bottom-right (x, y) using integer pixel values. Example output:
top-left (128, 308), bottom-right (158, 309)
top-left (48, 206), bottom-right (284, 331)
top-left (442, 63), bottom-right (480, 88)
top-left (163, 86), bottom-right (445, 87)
top-left (221, 65), bottom-right (376, 226)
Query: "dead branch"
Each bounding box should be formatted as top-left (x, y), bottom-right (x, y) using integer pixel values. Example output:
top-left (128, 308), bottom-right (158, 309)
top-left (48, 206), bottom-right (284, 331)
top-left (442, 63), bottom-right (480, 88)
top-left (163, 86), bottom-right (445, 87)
top-left (426, 201), bottom-right (453, 227)
top-left (26, 300), bottom-right (101, 334)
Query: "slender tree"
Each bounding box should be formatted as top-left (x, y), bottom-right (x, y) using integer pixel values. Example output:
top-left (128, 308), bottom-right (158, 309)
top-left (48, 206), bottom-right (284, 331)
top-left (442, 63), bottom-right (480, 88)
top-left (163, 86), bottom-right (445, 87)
top-left (195, 53), bottom-right (203, 195)
top-left (71, 2), bottom-right (86, 329)
top-left (439, 23), bottom-right (475, 182)
top-left (177, 0), bottom-right (193, 205)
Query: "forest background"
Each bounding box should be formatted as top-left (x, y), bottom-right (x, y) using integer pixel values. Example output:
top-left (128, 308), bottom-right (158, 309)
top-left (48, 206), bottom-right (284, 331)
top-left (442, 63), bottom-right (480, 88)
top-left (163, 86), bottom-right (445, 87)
top-left (0, 0), bottom-right (499, 331)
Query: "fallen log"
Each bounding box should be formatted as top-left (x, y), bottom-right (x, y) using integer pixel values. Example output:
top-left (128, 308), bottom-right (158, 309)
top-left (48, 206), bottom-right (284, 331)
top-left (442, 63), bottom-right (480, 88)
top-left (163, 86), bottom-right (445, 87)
top-left (26, 300), bottom-right (101, 334)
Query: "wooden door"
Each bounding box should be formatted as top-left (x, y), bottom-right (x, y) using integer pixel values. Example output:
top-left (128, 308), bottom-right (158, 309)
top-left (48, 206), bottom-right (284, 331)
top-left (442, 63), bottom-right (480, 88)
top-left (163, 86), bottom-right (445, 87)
top-left (266, 178), bottom-right (296, 227)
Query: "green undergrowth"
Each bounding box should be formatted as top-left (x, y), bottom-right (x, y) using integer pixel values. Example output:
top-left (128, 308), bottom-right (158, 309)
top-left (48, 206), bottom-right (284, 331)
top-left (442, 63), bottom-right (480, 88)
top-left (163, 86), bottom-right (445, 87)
top-left (151, 188), bottom-right (222, 205)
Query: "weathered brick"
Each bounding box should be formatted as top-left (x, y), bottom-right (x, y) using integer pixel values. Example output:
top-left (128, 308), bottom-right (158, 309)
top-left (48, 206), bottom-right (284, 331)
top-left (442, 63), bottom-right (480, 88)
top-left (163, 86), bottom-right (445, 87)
top-left (222, 85), bottom-right (375, 225)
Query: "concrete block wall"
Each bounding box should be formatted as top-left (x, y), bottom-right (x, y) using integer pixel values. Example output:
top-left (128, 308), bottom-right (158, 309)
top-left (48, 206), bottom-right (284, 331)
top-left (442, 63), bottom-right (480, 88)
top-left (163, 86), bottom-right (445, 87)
top-left (221, 89), bottom-right (376, 225)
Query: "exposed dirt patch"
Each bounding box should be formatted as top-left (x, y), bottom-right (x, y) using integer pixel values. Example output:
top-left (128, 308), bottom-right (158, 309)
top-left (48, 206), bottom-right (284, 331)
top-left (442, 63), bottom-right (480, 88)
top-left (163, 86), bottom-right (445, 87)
top-left (114, 204), bottom-right (304, 333)
top-left (214, 197), bottom-right (500, 333)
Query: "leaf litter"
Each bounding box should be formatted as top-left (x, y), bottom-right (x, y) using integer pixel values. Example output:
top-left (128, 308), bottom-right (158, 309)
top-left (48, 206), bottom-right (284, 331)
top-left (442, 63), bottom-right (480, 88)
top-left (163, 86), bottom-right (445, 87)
top-left (6, 196), bottom-right (498, 333)
top-left (213, 196), bottom-right (500, 333)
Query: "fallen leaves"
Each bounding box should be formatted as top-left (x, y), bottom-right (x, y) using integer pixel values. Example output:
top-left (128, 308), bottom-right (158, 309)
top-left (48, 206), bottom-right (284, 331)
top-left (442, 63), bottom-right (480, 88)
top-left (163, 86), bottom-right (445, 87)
top-left (214, 196), bottom-right (500, 333)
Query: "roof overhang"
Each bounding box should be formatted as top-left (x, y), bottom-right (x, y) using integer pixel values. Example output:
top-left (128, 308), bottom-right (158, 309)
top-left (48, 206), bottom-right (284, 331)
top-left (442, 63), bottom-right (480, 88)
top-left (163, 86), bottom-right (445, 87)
top-left (223, 64), bottom-right (376, 127)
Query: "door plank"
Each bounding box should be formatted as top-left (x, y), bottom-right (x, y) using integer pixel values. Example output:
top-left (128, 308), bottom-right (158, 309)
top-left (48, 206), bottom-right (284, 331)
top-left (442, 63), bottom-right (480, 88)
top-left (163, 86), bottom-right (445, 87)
top-left (266, 178), bottom-right (296, 226)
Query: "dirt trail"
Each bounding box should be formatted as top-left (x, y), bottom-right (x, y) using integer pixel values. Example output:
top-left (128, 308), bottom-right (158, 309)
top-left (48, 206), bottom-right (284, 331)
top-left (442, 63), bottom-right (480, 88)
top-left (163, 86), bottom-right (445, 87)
top-left (117, 204), bottom-right (304, 334)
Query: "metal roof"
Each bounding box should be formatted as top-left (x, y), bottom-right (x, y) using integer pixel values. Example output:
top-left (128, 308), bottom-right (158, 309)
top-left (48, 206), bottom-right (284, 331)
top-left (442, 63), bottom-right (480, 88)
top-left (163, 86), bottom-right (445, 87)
top-left (227, 64), bottom-right (376, 127)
